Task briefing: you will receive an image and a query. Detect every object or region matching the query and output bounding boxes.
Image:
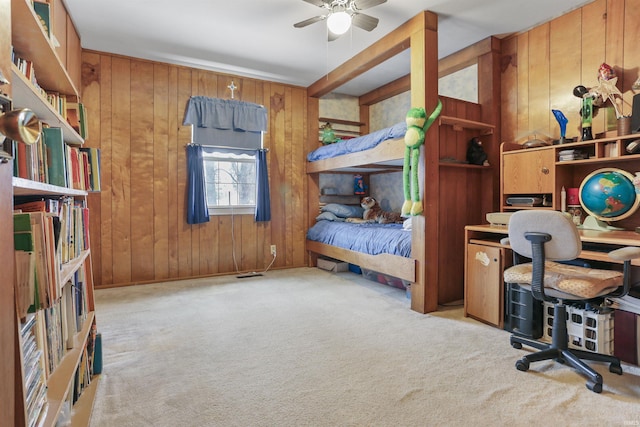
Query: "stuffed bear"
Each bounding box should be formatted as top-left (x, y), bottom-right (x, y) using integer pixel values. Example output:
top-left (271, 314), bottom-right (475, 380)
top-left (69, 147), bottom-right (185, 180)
top-left (402, 100), bottom-right (443, 216)
top-left (466, 137), bottom-right (489, 166)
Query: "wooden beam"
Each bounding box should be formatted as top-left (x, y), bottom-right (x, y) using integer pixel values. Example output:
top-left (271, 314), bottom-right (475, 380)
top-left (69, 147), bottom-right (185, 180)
top-left (307, 11), bottom-right (437, 98)
top-left (356, 36), bottom-right (501, 106)
top-left (359, 74), bottom-right (411, 106)
top-left (408, 14), bottom-right (440, 314)
top-left (438, 36), bottom-right (501, 78)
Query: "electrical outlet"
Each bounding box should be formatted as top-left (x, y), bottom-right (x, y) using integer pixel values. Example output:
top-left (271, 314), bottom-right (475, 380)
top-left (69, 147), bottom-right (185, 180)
top-left (270, 245), bottom-right (277, 256)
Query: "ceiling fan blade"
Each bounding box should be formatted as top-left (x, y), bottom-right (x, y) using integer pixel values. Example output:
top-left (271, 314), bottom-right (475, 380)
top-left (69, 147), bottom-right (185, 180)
top-left (353, 0), bottom-right (387, 11)
top-left (352, 13), bottom-right (379, 31)
top-left (302, 0), bottom-right (330, 8)
top-left (294, 15), bottom-right (328, 28)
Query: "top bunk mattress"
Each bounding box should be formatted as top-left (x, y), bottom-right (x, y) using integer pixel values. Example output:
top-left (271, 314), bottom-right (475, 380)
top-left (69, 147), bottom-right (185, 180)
top-left (307, 122), bottom-right (407, 162)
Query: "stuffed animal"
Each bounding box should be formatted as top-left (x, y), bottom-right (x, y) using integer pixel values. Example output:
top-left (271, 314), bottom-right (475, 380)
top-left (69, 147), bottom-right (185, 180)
top-left (402, 100), bottom-right (443, 216)
top-left (346, 196), bottom-right (403, 224)
top-left (321, 122), bottom-right (339, 145)
top-left (466, 137), bottom-right (489, 166)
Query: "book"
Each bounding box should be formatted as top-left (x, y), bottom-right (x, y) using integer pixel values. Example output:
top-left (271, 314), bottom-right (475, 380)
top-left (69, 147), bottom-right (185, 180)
top-left (66, 146), bottom-right (83, 190)
top-left (79, 147), bottom-right (101, 191)
top-left (66, 103), bottom-right (81, 135)
top-left (16, 141), bottom-right (28, 179)
top-left (14, 198), bottom-right (60, 215)
top-left (33, 1), bottom-right (51, 39)
top-left (66, 102), bottom-right (88, 139)
top-left (42, 127), bottom-right (68, 188)
top-left (14, 213), bottom-right (41, 312)
top-left (15, 250), bottom-right (36, 319)
top-left (78, 103), bottom-right (88, 139)
top-left (14, 212), bottom-right (54, 310)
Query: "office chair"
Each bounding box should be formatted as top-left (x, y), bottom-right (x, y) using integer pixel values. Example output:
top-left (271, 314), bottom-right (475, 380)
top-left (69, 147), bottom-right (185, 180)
top-left (502, 210), bottom-right (640, 393)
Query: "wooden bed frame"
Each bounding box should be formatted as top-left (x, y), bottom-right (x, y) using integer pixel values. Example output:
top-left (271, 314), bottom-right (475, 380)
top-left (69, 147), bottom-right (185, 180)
top-left (305, 11), bottom-right (501, 314)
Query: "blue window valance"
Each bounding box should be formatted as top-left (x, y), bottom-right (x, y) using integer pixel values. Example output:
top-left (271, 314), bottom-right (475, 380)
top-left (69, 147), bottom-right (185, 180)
top-left (183, 96), bottom-right (268, 150)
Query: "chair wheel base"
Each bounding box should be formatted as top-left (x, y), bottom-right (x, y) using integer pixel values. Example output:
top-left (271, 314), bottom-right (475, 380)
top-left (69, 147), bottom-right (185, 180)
top-left (515, 359), bottom-right (529, 371)
top-left (511, 342), bottom-right (522, 349)
top-left (609, 363), bottom-right (623, 375)
top-left (586, 381), bottom-right (602, 393)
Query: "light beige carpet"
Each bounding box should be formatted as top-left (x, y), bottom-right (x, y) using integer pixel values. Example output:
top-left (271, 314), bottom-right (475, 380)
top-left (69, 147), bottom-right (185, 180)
top-left (90, 267), bottom-right (640, 427)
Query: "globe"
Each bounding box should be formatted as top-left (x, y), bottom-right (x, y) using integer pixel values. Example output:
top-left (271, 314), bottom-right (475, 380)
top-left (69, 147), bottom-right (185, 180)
top-left (579, 168), bottom-right (640, 230)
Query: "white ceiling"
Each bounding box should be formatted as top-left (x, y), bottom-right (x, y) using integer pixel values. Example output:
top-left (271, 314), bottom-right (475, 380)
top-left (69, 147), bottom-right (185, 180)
top-left (63, 0), bottom-right (594, 96)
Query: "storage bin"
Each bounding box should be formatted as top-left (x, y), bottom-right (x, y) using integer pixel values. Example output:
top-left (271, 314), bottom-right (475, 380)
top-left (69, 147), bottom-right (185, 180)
top-left (361, 268), bottom-right (409, 290)
top-left (348, 264), bottom-right (362, 274)
top-left (542, 302), bottom-right (614, 355)
top-left (504, 283), bottom-right (543, 339)
top-left (317, 257), bottom-right (349, 272)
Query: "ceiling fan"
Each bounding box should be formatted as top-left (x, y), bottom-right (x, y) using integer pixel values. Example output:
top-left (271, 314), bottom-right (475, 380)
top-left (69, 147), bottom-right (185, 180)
top-left (294, 0), bottom-right (388, 41)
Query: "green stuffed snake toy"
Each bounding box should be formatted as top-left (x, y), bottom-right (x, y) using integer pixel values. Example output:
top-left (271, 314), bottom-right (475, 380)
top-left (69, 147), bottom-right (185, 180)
top-left (402, 100), bottom-right (443, 216)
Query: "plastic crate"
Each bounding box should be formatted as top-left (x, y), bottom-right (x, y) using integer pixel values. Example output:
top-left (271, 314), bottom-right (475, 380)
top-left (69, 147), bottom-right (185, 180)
top-left (504, 283), bottom-right (543, 338)
top-left (361, 268), bottom-right (410, 290)
top-left (542, 302), bottom-right (614, 355)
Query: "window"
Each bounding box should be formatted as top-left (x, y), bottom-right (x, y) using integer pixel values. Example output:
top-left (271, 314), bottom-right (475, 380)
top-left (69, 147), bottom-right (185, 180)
top-left (203, 150), bottom-right (256, 215)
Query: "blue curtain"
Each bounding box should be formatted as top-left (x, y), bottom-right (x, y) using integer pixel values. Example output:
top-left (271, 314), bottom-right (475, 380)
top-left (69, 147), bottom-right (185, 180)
top-left (183, 96), bottom-right (267, 148)
top-left (255, 149), bottom-right (271, 222)
top-left (186, 144), bottom-right (210, 224)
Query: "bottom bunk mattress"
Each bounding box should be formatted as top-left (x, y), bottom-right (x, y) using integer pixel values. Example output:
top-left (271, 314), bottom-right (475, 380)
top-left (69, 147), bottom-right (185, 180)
top-left (306, 220), bottom-right (411, 257)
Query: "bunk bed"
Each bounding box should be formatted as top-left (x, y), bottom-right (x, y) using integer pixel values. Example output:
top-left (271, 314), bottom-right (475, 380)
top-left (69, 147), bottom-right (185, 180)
top-left (305, 11), bottom-right (501, 313)
top-left (306, 121), bottom-right (414, 283)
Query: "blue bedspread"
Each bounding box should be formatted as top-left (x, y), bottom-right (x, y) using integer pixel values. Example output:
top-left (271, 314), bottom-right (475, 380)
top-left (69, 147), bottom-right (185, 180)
top-left (307, 122), bottom-right (407, 162)
top-left (307, 220), bottom-right (411, 257)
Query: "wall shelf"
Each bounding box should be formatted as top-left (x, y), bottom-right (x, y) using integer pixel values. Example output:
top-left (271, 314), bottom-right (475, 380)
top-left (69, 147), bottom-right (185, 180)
top-left (11, 0), bottom-right (78, 96)
top-left (11, 65), bottom-right (84, 145)
top-left (440, 115), bottom-right (495, 134)
top-left (13, 177), bottom-right (87, 197)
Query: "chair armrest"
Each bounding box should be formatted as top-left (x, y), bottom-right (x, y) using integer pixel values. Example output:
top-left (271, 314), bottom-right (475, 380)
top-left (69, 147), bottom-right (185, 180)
top-left (608, 246), bottom-right (640, 262)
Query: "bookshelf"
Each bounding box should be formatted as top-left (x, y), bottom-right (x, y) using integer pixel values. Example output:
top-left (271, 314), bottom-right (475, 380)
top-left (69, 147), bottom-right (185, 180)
top-left (6, 1), bottom-right (100, 426)
top-left (13, 170), bottom-right (99, 427)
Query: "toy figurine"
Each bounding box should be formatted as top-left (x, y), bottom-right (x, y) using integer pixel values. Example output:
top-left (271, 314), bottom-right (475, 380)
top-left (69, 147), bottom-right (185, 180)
top-left (354, 174), bottom-right (365, 195)
top-left (552, 109), bottom-right (568, 144)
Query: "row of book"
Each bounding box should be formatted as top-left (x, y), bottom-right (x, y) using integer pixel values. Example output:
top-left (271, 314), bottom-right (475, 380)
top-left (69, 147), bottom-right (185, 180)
top-left (558, 149), bottom-right (588, 161)
top-left (14, 197), bottom-right (94, 426)
top-left (17, 290), bottom-right (94, 427)
top-left (12, 46), bottom-right (89, 139)
top-left (11, 52), bottom-right (45, 100)
top-left (14, 197), bottom-right (90, 317)
top-left (42, 269), bottom-right (90, 377)
top-left (19, 313), bottom-right (48, 427)
top-left (13, 127), bottom-right (101, 192)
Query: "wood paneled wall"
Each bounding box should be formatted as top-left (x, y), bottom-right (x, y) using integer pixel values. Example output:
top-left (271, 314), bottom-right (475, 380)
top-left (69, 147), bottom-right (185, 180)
top-left (80, 51), bottom-right (309, 287)
top-left (501, 0), bottom-right (640, 143)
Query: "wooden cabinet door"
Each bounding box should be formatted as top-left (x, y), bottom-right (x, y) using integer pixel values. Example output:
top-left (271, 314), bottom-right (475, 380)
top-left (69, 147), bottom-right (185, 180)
top-left (503, 148), bottom-right (555, 194)
top-left (465, 243), bottom-right (503, 327)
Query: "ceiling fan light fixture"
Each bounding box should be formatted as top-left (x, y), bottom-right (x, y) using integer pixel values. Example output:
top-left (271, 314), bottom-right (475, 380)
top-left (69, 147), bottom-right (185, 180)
top-left (327, 11), bottom-right (352, 35)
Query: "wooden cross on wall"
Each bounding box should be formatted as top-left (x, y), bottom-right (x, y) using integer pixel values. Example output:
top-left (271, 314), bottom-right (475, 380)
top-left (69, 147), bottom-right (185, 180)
top-left (228, 81), bottom-right (237, 99)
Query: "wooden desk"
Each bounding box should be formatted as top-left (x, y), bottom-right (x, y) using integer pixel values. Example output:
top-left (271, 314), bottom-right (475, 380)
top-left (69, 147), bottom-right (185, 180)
top-left (463, 224), bottom-right (640, 328)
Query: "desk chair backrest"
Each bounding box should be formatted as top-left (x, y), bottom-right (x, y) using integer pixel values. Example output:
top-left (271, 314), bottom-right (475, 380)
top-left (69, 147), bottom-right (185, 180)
top-left (508, 210), bottom-right (581, 261)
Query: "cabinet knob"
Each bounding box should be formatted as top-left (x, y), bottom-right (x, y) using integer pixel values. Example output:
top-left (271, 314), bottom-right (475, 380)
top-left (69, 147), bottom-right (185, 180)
top-left (541, 167), bottom-right (549, 175)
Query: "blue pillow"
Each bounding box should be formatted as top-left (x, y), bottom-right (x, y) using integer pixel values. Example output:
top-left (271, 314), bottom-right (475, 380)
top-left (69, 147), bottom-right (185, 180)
top-left (316, 211), bottom-right (345, 222)
top-left (321, 203), bottom-right (364, 218)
